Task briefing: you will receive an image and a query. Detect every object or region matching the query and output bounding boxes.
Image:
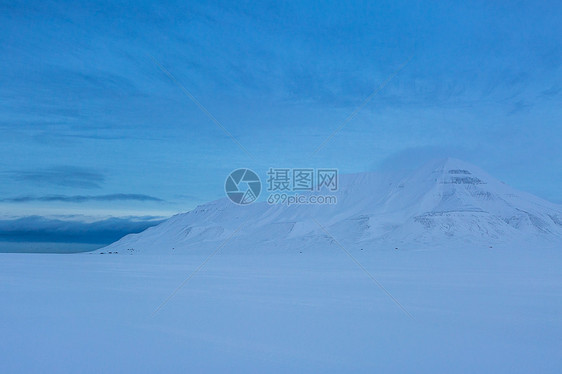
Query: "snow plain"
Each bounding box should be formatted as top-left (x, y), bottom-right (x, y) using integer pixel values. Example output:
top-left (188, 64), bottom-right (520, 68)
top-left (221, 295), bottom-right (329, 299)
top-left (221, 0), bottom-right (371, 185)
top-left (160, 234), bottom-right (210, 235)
top-left (2, 159), bottom-right (561, 373)
top-left (1, 245), bottom-right (561, 373)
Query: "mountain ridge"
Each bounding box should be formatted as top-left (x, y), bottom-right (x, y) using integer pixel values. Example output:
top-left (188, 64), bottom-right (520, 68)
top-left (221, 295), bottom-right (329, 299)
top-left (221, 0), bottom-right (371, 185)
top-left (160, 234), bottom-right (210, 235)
top-left (99, 158), bottom-right (562, 254)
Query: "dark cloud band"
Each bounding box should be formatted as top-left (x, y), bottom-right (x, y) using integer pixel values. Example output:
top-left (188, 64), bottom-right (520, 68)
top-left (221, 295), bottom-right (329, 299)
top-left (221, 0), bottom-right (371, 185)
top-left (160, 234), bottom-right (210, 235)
top-left (6, 167), bottom-right (105, 189)
top-left (2, 194), bottom-right (164, 203)
top-left (0, 215), bottom-right (165, 245)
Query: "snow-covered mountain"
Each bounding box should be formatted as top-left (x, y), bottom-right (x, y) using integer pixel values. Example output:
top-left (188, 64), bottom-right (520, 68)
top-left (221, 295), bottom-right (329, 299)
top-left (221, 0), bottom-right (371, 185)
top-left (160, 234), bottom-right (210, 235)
top-left (100, 159), bottom-right (562, 254)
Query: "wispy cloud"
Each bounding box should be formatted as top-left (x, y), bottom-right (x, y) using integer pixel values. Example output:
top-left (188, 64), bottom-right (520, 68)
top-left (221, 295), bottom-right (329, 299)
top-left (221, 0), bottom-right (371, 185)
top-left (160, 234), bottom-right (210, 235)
top-left (540, 85), bottom-right (561, 98)
top-left (6, 167), bottom-right (105, 189)
top-left (508, 100), bottom-right (533, 115)
top-left (1, 193), bottom-right (163, 203)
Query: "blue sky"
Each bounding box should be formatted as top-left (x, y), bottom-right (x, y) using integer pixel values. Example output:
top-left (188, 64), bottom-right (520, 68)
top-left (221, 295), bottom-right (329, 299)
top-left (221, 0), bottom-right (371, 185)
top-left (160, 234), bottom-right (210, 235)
top-left (1, 0), bottom-right (561, 248)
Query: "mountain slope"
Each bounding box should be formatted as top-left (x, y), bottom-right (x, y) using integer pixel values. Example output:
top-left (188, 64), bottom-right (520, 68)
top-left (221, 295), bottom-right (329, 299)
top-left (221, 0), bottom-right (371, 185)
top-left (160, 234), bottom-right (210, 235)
top-left (100, 159), bottom-right (562, 254)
